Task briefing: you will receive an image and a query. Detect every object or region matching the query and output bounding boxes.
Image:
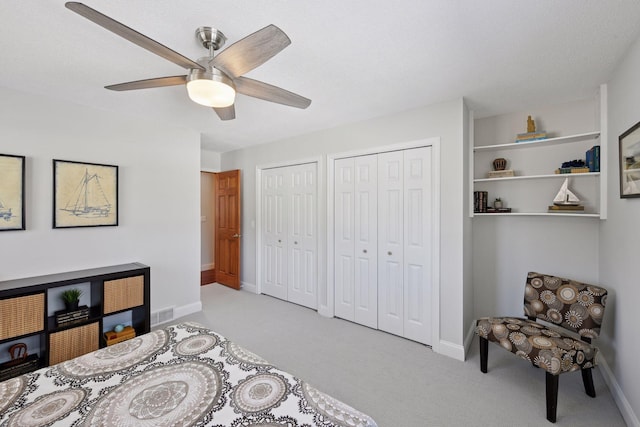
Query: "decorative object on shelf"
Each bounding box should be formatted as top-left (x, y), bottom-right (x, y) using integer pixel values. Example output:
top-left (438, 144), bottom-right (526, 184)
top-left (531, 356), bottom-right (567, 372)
top-left (0, 153), bottom-right (25, 232)
top-left (619, 121), bottom-right (640, 198)
top-left (555, 159), bottom-right (590, 174)
top-left (474, 191), bottom-right (488, 213)
top-left (0, 343), bottom-right (39, 381)
top-left (104, 325), bottom-right (136, 346)
top-left (492, 158), bottom-right (507, 171)
top-left (114, 324), bottom-right (125, 333)
top-left (553, 178), bottom-right (581, 206)
top-left (493, 198), bottom-right (503, 209)
top-left (61, 288), bottom-right (83, 312)
top-left (516, 115), bottom-right (547, 142)
top-left (53, 159), bottom-right (119, 228)
top-left (55, 305), bottom-right (90, 326)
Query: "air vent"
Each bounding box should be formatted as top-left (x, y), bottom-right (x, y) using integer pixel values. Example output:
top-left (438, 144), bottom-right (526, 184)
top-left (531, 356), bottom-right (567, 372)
top-left (151, 307), bottom-right (174, 326)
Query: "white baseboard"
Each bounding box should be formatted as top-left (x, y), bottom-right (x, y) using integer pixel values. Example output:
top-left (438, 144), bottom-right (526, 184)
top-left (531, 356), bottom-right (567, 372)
top-left (241, 281), bottom-right (257, 293)
top-left (173, 301), bottom-right (202, 321)
top-left (436, 339), bottom-right (465, 361)
top-left (598, 354), bottom-right (640, 427)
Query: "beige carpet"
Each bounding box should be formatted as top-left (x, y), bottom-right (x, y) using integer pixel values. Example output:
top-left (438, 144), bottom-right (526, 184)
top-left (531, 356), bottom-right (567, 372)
top-left (173, 283), bottom-right (625, 427)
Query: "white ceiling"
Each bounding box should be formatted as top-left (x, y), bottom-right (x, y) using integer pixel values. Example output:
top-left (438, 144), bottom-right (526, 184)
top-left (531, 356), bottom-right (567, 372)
top-left (1, 1), bottom-right (640, 152)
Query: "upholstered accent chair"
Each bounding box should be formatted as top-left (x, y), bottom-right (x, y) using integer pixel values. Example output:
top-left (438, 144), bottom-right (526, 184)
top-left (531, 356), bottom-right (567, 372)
top-left (475, 272), bottom-right (607, 423)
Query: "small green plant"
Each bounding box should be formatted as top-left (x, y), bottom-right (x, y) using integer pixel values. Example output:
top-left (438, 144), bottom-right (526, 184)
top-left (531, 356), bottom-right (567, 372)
top-left (495, 197), bottom-right (501, 202)
top-left (61, 288), bottom-right (83, 303)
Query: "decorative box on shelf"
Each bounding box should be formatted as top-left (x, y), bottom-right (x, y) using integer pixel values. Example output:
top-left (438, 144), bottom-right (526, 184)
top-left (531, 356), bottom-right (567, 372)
top-left (0, 354), bottom-right (40, 381)
top-left (555, 167), bottom-right (591, 174)
top-left (548, 205), bottom-right (584, 212)
top-left (104, 326), bottom-right (136, 346)
top-left (55, 305), bottom-right (90, 326)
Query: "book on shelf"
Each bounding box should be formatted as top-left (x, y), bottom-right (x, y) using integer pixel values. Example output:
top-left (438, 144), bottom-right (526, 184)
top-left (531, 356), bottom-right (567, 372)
top-left (548, 205), bottom-right (585, 211)
top-left (516, 131), bottom-right (547, 143)
top-left (586, 145), bottom-right (600, 172)
top-left (473, 191), bottom-right (488, 213)
top-left (485, 207), bottom-right (512, 213)
top-left (487, 169), bottom-right (515, 178)
top-left (55, 305), bottom-right (90, 326)
top-left (0, 354), bottom-right (40, 381)
top-left (555, 167), bottom-right (591, 174)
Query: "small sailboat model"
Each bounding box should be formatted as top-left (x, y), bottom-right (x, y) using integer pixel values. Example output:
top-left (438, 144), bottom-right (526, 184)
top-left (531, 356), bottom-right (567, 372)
top-left (553, 178), bottom-right (580, 206)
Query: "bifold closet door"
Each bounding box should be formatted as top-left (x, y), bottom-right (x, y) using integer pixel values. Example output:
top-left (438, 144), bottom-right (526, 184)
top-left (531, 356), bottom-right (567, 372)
top-left (261, 163), bottom-right (318, 310)
top-left (334, 155), bottom-right (378, 328)
top-left (378, 147), bottom-right (433, 344)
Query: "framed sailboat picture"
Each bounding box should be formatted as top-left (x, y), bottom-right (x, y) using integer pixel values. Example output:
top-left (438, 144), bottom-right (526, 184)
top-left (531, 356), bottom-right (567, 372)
top-left (619, 120), bottom-right (640, 198)
top-left (0, 154), bottom-right (26, 231)
top-left (53, 159), bottom-right (118, 228)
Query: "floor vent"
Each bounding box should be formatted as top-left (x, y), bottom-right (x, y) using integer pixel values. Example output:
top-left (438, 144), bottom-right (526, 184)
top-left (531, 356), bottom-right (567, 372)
top-left (151, 307), bottom-right (174, 326)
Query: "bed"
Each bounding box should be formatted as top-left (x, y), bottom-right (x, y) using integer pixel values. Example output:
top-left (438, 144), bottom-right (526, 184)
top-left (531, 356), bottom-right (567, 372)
top-left (0, 322), bottom-right (377, 426)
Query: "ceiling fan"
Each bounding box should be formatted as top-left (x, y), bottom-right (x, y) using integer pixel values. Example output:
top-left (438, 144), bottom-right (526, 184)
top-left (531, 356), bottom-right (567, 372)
top-left (65, 2), bottom-right (311, 121)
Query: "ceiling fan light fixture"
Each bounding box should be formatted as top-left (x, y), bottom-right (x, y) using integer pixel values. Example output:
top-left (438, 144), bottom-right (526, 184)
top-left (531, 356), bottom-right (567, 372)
top-left (187, 68), bottom-right (235, 108)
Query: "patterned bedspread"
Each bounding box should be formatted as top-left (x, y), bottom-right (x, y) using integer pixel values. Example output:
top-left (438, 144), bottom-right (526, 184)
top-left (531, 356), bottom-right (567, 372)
top-left (0, 322), bottom-right (377, 427)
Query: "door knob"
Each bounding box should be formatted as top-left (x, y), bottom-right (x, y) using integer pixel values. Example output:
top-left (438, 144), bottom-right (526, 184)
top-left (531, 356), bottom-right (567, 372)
top-left (278, 239), bottom-right (281, 243)
top-left (363, 249), bottom-right (367, 253)
top-left (232, 233), bottom-right (241, 238)
top-left (388, 251), bottom-right (392, 255)
top-left (294, 241), bottom-right (298, 245)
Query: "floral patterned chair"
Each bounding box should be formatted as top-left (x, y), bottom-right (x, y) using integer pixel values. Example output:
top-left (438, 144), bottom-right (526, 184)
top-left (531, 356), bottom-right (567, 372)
top-left (475, 272), bottom-right (607, 423)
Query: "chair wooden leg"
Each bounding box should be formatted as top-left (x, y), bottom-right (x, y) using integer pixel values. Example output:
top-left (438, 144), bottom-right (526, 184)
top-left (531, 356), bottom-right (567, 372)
top-left (582, 368), bottom-right (596, 397)
top-left (546, 372), bottom-right (559, 423)
top-left (479, 336), bottom-right (488, 373)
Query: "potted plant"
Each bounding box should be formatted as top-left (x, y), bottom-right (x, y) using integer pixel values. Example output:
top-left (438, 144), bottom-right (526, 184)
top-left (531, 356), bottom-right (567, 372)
top-left (61, 288), bottom-right (83, 312)
top-left (494, 198), bottom-right (503, 209)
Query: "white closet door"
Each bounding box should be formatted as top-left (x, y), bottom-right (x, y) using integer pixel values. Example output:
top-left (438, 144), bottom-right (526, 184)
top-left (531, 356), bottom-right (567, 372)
top-left (354, 155), bottom-right (378, 328)
top-left (261, 168), bottom-right (288, 300)
top-left (334, 158), bottom-right (356, 321)
top-left (287, 163), bottom-right (318, 309)
top-left (377, 151), bottom-right (405, 337)
top-left (403, 147), bottom-right (432, 345)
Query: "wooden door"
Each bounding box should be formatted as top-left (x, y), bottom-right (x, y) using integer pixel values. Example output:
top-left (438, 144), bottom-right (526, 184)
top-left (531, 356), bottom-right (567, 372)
top-left (214, 170), bottom-right (241, 289)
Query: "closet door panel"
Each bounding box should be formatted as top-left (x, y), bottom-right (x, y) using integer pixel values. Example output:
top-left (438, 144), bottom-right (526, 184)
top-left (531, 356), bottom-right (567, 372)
top-left (377, 151), bottom-right (404, 336)
top-left (288, 163), bottom-right (318, 309)
top-left (334, 158), bottom-right (355, 321)
top-left (354, 155), bottom-right (378, 328)
top-left (403, 147), bottom-right (433, 345)
top-left (261, 169), bottom-right (288, 300)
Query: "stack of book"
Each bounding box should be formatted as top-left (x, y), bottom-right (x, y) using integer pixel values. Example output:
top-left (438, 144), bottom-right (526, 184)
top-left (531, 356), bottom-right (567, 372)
top-left (486, 207), bottom-right (512, 213)
top-left (104, 326), bottom-right (136, 346)
top-left (0, 354), bottom-right (39, 381)
top-left (548, 205), bottom-right (584, 213)
top-left (555, 167), bottom-right (590, 174)
top-left (55, 306), bottom-right (90, 326)
top-left (516, 131), bottom-right (547, 143)
top-left (487, 169), bottom-right (515, 178)
top-left (586, 145), bottom-right (601, 172)
top-left (474, 191), bottom-right (488, 213)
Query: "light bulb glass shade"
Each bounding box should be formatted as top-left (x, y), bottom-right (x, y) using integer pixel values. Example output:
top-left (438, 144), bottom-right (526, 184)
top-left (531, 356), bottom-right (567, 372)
top-left (187, 68), bottom-right (236, 108)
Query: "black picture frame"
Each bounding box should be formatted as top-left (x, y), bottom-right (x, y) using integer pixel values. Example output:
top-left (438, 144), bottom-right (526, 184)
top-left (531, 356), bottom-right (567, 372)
top-left (0, 154), bottom-right (26, 231)
top-left (53, 159), bottom-right (119, 228)
top-left (619, 120), bottom-right (640, 198)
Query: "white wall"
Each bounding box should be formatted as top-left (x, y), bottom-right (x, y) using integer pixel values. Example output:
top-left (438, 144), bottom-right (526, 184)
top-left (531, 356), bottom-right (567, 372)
top-left (201, 149), bottom-right (221, 171)
top-left (600, 33), bottom-right (640, 426)
top-left (0, 87), bottom-right (201, 318)
top-left (200, 172), bottom-right (215, 271)
top-left (222, 99), bottom-right (469, 356)
top-left (472, 99), bottom-right (601, 321)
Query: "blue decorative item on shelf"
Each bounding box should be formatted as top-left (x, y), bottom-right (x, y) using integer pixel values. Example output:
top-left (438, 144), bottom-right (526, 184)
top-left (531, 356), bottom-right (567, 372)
top-left (114, 324), bottom-right (125, 333)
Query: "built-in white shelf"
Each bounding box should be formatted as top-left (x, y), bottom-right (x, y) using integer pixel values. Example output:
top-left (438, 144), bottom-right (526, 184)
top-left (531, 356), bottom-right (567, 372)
top-left (474, 172), bottom-right (599, 183)
top-left (473, 131), bottom-right (600, 152)
top-left (474, 212), bottom-right (600, 218)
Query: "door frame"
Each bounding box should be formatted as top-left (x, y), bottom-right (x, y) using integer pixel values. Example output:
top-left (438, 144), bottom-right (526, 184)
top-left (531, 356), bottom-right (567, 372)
top-left (255, 156), bottom-right (325, 300)
top-left (326, 138), bottom-right (441, 349)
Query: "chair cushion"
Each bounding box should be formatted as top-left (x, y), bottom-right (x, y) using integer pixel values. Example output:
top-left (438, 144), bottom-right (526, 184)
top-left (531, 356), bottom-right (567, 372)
top-left (476, 317), bottom-right (597, 375)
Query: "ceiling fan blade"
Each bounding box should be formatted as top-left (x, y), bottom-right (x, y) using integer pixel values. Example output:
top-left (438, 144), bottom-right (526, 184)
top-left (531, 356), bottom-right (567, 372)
top-left (105, 75), bottom-right (187, 91)
top-left (65, 2), bottom-right (204, 71)
top-left (211, 25), bottom-right (290, 78)
top-left (235, 77), bottom-right (311, 109)
top-left (213, 105), bottom-right (236, 121)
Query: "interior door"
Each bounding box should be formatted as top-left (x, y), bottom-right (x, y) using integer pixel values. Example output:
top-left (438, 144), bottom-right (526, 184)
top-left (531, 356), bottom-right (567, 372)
top-left (334, 157), bottom-right (355, 321)
top-left (214, 170), bottom-right (241, 289)
top-left (261, 168), bottom-right (288, 300)
top-left (287, 163), bottom-right (318, 309)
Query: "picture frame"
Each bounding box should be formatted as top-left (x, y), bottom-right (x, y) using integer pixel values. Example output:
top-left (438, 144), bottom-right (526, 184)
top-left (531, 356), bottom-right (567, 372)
top-left (0, 154), bottom-right (26, 231)
top-left (53, 159), bottom-right (118, 228)
top-left (619, 120), bottom-right (640, 198)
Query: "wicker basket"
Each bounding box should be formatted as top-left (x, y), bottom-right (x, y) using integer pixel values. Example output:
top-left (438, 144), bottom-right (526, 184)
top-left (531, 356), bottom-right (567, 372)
top-left (49, 322), bottom-right (99, 365)
top-left (0, 294), bottom-right (45, 340)
top-left (103, 275), bottom-right (144, 314)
